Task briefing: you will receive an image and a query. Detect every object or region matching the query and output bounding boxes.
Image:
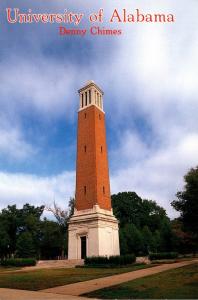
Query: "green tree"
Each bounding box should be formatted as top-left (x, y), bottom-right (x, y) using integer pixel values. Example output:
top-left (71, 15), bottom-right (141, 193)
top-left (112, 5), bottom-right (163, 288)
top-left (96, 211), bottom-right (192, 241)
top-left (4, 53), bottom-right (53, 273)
top-left (171, 166), bottom-right (198, 252)
top-left (0, 205), bottom-right (19, 255)
top-left (112, 192), bottom-right (168, 230)
top-left (153, 230), bottom-right (161, 252)
top-left (68, 197), bottom-right (75, 217)
top-left (119, 230), bottom-right (128, 255)
top-left (16, 232), bottom-right (36, 258)
top-left (171, 219), bottom-right (195, 254)
top-left (0, 229), bottom-right (10, 259)
top-left (112, 192), bottom-right (144, 228)
top-left (171, 166), bottom-right (198, 253)
top-left (142, 226), bottom-right (153, 254)
top-left (120, 224), bottom-right (144, 255)
top-left (159, 219), bottom-right (174, 251)
top-left (0, 204), bottom-right (44, 257)
top-left (112, 191), bottom-right (173, 254)
top-left (40, 220), bottom-right (63, 259)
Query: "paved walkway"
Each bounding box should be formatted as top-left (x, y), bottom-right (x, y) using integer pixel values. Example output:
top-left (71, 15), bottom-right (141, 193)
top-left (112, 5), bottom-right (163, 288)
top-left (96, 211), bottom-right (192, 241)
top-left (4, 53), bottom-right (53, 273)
top-left (0, 288), bottom-right (89, 300)
top-left (42, 259), bottom-right (198, 296)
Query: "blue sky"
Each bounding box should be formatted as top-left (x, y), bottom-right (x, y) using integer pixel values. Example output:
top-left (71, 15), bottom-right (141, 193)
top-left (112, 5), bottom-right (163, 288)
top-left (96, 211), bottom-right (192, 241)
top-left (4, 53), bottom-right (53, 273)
top-left (0, 0), bottom-right (198, 218)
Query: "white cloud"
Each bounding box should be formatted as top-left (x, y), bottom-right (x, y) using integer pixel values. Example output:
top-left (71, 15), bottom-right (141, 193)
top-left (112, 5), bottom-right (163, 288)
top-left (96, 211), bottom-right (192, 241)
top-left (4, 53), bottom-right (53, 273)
top-left (111, 131), bottom-right (149, 167)
top-left (0, 171), bottom-right (75, 215)
top-left (0, 56), bottom-right (82, 117)
top-left (0, 127), bottom-right (34, 160)
top-left (0, 116), bottom-right (35, 160)
top-left (111, 132), bottom-right (198, 218)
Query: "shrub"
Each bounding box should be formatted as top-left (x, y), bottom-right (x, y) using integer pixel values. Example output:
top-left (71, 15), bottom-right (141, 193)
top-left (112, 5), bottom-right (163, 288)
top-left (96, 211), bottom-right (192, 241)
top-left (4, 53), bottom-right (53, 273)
top-left (1, 258), bottom-right (37, 267)
top-left (149, 252), bottom-right (178, 260)
top-left (84, 256), bottom-right (109, 266)
top-left (84, 254), bottom-right (136, 266)
top-left (109, 254), bottom-right (136, 265)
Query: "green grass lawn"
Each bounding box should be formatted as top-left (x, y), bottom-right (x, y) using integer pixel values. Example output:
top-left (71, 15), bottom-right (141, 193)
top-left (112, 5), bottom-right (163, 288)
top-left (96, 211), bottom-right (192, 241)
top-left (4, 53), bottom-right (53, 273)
top-left (85, 263), bottom-right (198, 299)
top-left (0, 264), bottom-right (151, 291)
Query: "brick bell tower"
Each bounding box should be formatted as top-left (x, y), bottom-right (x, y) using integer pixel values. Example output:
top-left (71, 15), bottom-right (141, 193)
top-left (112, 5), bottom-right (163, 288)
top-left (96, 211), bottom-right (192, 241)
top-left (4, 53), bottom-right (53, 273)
top-left (68, 81), bottom-right (120, 259)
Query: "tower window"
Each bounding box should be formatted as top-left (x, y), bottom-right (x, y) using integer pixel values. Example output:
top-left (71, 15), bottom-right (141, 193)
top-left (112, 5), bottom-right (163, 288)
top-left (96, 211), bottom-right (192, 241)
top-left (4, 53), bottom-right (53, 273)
top-left (84, 113), bottom-right (87, 119)
top-left (84, 145), bottom-right (87, 153)
top-left (99, 114), bottom-right (101, 120)
top-left (84, 186), bottom-right (86, 195)
top-left (103, 186), bottom-right (105, 194)
top-left (89, 90), bottom-right (91, 104)
top-left (85, 92), bottom-right (87, 106)
top-left (82, 94), bottom-right (84, 108)
top-left (101, 146), bottom-right (103, 153)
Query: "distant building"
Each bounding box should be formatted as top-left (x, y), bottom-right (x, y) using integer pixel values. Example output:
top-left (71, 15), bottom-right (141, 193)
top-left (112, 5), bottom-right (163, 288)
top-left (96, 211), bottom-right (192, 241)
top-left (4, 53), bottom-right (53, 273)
top-left (68, 81), bottom-right (120, 259)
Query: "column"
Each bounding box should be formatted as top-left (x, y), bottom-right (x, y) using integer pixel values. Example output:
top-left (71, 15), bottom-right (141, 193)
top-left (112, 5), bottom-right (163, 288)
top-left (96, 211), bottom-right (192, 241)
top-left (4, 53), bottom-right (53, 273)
top-left (95, 90), bottom-right (97, 104)
top-left (91, 88), bottom-right (94, 104)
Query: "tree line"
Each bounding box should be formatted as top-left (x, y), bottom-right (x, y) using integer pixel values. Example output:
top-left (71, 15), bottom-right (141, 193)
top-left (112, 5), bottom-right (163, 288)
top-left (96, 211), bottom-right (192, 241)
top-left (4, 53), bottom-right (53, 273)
top-left (0, 166), bottom-right (197, 259)
top-left (0, 199), bottom-right (74, 260)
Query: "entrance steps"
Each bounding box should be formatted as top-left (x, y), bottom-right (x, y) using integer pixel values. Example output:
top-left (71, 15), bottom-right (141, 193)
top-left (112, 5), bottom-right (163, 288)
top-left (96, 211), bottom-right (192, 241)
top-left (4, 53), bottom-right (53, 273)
top-left (22, 259), bottom-right (84, 271)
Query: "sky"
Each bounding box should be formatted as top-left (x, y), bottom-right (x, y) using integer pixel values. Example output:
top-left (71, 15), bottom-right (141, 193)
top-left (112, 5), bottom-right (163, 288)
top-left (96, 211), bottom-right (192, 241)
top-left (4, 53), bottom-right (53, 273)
top-left (0, 0), bottom-right (198, 219)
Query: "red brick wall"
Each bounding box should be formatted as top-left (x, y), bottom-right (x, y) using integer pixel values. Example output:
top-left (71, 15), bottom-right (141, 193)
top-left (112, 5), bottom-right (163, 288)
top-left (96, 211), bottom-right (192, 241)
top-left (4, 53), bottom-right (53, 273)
top-left (75, 105), bottom-right (111, 211)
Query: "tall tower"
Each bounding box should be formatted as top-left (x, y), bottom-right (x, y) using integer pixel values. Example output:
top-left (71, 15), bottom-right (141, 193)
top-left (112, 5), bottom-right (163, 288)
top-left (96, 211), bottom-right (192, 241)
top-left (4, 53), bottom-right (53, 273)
top-left (68, 81), bottom-right (120, 259)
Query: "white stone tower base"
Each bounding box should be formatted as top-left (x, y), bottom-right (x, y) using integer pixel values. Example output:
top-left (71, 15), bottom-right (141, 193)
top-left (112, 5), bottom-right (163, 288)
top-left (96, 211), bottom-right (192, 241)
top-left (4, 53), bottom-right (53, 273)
top-left (68, 205), bottom-right (120, 259)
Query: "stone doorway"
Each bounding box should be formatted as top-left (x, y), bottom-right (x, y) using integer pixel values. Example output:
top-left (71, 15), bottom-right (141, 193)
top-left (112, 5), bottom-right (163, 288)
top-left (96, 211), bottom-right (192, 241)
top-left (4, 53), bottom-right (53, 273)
top-left (80, 236), bottom-right (87, 259)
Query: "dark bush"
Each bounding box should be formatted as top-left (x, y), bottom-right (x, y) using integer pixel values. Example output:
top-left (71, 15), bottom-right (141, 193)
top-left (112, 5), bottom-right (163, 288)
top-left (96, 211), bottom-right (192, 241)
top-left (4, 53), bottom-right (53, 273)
top-left (85, 254), bottom-right (136, 266)
top-left (84, 256), bottom-right (109, 266)
top-left (109, 254), bottom-right (136, 265)
top-left (149, 252), bottom-right (178, 260)
top-left (1, 258), bottom-right (37, 267)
